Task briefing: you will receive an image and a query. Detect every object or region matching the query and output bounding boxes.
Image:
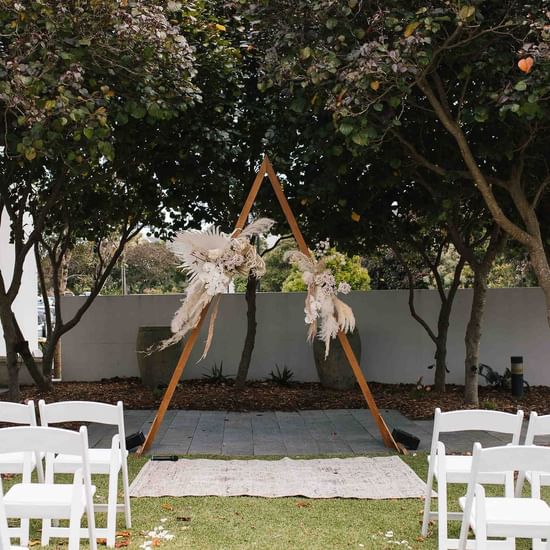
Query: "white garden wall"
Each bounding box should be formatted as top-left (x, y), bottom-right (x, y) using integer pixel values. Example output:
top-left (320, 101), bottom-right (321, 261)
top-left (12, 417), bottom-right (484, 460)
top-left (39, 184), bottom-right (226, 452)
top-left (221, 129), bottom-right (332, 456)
top-left (59, 288), bottom-right (550, 386)
top-left (0, 211), bottom-right (38, 357)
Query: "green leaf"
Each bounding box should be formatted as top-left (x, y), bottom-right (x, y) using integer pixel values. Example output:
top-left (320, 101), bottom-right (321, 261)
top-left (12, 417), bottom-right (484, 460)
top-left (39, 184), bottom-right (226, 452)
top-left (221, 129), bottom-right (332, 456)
top-left (25, 147), bottom-right (36, 161)
top-left (474, 107), bottom-right (489, 123)
top-left (338, 121), bottom-right (354, 136)
top-left (83, 127), bottom-right (94, 139)
top-left (351, 130), bottom-right (370, 146)
top-left (97, 141), bottom-right (114, 161)
top-left (300, 47), bottom-right (312, 60)
top-left (458, 6), bottom-right (476, 20)
top-left (514, 80), bottom-right (527, 91)
top-left (404, 21), bottom-right (420, 37)
top-left (290, 97), bottom-right (306, 113)
top-left (129, 103), bottom-right (147, 119)
top-left (326, 18), bottom-right (338, 30)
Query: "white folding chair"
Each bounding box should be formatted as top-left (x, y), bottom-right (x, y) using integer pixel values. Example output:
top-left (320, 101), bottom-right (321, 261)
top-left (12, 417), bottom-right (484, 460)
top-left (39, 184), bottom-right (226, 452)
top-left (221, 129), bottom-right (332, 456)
top-left (421, 408), bottom-right (524, 549)
top-left (459, 443), bottom-right (550, 550)
top-left (0, 482), bottom-right (27, 550)
top-left (0, 401), bottom-right (44, 546)
top-left (516, 411), bottom-right (550, 497)
top-left (0, 426), bottom-right (96, 550)
top-left (39, 400), bottom-right (131, 548)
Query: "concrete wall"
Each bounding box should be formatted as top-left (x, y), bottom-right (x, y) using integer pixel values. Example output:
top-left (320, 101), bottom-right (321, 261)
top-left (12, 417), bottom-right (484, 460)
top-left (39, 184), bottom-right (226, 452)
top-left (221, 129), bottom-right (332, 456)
top-left (60, 288), bottom-right (550, 386)
top-left (0, 211), bottom-right (38, 356)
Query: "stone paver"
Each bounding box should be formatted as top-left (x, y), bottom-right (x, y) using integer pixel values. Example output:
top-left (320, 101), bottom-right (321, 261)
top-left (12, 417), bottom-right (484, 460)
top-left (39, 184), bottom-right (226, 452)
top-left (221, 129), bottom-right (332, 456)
top-left (86, 409), bottom-right (523, 457)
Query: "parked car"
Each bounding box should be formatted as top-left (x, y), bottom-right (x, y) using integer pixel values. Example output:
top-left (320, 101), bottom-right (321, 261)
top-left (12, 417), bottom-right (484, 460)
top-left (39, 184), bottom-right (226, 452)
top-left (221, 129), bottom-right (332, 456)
top-left (37, 296), bottom-right (55, 338)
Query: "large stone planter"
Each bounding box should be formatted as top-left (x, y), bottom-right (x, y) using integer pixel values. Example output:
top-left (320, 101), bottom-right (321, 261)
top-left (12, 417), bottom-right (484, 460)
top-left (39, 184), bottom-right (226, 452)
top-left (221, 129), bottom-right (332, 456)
top-left (313, 329), bottom-right (361, 390)
top-left (136, 326), bottom-right (183, 390)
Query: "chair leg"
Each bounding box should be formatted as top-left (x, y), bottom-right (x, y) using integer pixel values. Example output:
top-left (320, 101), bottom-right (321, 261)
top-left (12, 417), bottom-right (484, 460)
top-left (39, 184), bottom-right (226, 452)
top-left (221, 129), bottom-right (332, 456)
top-left (106, 470), bottom-right (119, 547)
top-left (68, 507), bottom-right (83, 550)
top-left (122, 461), bottom-right (132, 528)
top-left (421, 470), bottom-right (434, 536)
top-left (437, 477), bottom-right (448, 550)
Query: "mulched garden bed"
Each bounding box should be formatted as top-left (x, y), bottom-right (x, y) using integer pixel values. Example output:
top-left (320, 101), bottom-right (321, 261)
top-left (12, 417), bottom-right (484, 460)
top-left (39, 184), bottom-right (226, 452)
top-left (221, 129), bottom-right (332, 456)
top-left (2, 377), bottom-right (548, 420)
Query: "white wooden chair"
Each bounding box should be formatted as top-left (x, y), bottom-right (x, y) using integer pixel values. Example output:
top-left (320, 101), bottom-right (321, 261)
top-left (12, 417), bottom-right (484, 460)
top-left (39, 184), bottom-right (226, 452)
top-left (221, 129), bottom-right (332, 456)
top-left (38, 400), bottom-right (131, 548)
top-left (0, 482), bottom-right (27, 550)
top-left (459, 443), bottom-right (550, 550)
top-left (421, 408), bottom-right (524, 549)
top-left (0, 426), bottom-right (96, 550)
top-left (0, 401), bottom-right (44, 546)
top-left (516, 412), bottom-right (550, 497)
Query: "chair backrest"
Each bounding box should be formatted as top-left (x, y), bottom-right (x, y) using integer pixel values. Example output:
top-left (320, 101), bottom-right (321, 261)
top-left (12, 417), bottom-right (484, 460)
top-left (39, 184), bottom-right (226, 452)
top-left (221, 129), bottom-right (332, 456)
top-left (0, 400), bottom-right (37, 426)
top-left (39, 400), bottom-right (127, 454)
top-left (429, 407), bottom-right (524, 456)
top-left (523, 411), bottom-right (550, 445)
top-left (473, 443), bottom-right (550, 475)
top-left (0, 425), bottom-right (86, 456)
top-left (0, 425), bottom-right (92, 483)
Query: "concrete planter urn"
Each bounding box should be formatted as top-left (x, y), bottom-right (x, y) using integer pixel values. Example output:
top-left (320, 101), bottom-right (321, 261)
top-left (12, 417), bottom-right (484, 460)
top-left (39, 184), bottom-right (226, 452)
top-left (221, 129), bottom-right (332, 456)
top-left (312, 329), bottom-right (361, 390)
top-left (136, 326), bottom-right (183, 390)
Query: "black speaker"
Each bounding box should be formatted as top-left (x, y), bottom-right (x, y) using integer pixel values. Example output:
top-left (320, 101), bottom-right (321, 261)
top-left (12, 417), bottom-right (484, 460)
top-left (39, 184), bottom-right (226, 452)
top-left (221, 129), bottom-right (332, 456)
top-left (125, 431), bottom-right (145, 451)
top-left (392, 428), bottom-right (420, 450)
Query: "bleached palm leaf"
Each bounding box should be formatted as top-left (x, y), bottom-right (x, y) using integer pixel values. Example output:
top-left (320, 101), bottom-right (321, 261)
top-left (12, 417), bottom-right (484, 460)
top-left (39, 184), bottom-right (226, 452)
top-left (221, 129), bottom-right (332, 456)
top-left (169, 226), bottom-right (231, 278)
top-left (284, 250), bottom-right (316, 272)
top-left (334, 298), bottom-right (355, 334)
top-left (238, 217), bottom-right (275, 239)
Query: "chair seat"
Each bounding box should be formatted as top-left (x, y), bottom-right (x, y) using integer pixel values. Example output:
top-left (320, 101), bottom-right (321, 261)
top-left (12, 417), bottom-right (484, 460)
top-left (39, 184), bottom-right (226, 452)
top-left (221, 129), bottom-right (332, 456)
top-left (4, 483), bottom-right (96, 519)
top-left (430, 455), bottom-right (507, 483)
top-left (53, 449), bottom-right (126, 474)
top-left (0, 452), bottom-right (38, 473)
top-left (459, 496), bottom-right (550, 538)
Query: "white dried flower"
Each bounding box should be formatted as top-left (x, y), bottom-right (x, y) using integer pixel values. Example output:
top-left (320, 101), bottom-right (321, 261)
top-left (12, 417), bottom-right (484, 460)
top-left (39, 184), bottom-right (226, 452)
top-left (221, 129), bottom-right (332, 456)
top-left (338, 282), bottom-right (351, 294)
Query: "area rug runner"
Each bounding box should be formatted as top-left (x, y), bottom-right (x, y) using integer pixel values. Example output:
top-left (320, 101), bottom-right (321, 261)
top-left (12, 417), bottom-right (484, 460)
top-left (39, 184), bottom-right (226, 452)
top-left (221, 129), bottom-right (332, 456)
top-left (129, 456), bottom-right (429, 499)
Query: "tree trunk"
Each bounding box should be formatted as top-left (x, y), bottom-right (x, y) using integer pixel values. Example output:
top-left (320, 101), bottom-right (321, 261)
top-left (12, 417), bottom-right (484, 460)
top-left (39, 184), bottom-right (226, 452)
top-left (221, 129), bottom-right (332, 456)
top-left (528, 242), bottom-right (550, 328)
top-left (434, 340), bottom-right (447, 393)
top-left (1, 308), bottom-right (21, 401)
top-left (433, 305), bottom-right (451, 392)
top-left (464, 269), bottom-right (489, 405)
top-left (235, 274), bottom-right (257, 389)
top-left (0, 300), bottom-right (50, 398)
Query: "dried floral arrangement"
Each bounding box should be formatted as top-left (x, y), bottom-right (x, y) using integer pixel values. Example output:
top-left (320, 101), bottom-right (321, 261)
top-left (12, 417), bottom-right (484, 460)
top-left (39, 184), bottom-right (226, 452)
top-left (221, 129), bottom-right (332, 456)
top-left (162, 218), bottom-right (275, 357)
top-left (285, 240), bottom-right (355, 357)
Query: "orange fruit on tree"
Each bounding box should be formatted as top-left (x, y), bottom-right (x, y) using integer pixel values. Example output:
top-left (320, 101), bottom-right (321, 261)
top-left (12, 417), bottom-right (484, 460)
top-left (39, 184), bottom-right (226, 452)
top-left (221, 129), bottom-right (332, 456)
top-left (518, 57), bottom-right (534, 73)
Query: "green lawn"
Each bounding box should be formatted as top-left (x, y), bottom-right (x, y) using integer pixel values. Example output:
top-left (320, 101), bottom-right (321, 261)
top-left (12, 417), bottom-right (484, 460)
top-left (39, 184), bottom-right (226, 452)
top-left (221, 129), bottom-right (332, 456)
top-left (4, 453), bottom-right (540, 549)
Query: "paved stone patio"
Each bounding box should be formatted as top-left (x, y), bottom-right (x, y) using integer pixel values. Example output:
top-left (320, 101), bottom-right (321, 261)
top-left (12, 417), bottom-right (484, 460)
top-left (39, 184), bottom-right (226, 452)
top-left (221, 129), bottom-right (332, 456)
top-left (87, 408), bottom-right (536, 456)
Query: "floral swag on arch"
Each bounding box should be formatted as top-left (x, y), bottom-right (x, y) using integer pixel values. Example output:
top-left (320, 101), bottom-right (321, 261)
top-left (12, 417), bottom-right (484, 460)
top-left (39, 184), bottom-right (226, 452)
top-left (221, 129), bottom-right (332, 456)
top-left (285, 240), bottom-right (355, 358)
top-left (162, 218), bottom-right (275, 357)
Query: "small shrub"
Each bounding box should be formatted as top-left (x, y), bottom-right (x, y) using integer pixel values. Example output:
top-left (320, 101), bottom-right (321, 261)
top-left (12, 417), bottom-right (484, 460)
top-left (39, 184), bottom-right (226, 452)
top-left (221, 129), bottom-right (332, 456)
top-left (478, 364), bottom-right (529, 393)
top-left (203, 362), bottom-right (233, 384)
top-left (269, 364), bottom-right (294, 386)
top-left (482, 400), bottom-right (498, 410)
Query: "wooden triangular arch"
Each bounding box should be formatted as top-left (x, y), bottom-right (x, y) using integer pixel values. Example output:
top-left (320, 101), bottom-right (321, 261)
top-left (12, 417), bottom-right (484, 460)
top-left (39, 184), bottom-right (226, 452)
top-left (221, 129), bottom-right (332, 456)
top-left (138, 155), bottom-right (399, 455)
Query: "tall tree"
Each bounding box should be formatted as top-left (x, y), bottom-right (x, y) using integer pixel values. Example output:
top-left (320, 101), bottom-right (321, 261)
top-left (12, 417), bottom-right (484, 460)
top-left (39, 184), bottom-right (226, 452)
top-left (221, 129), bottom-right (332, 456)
top-left (251, 0), bottom-right (550, 326)
top-left (0, 0), bottom-right (205, 399)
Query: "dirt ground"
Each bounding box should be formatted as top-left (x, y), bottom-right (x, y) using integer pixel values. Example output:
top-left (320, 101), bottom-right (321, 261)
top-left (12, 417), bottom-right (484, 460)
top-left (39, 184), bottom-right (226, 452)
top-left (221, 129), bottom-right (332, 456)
top-left (2, 377), bottom-right (546, 420)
